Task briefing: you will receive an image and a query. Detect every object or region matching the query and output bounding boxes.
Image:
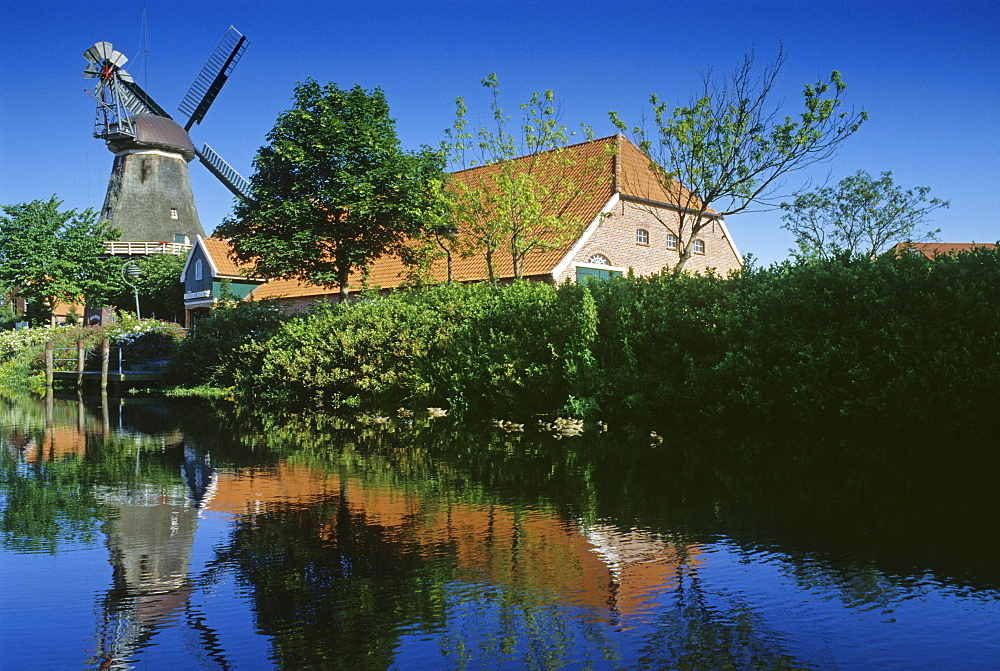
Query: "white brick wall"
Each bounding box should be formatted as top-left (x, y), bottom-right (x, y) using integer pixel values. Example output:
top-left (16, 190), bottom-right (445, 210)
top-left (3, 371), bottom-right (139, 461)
top-left (555, 198), bottom-right (741, 282)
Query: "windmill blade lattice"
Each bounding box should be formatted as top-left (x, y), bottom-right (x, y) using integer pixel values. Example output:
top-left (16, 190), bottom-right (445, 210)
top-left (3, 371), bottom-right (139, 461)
top-left (197, 144), bottom-right (252, 199)
top-left (179, 26), bottom-right (248, 131)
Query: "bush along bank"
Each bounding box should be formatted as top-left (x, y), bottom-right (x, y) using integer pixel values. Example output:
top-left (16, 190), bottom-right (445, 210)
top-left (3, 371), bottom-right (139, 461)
top-left (0, 315), bottom-right (184, 395)
top-left (176, 246), bottom-right (1000, 430)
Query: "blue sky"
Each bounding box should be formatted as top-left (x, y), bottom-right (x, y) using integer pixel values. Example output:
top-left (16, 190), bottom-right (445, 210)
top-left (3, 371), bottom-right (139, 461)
top-left (1, 0), bottom-right (997, 265)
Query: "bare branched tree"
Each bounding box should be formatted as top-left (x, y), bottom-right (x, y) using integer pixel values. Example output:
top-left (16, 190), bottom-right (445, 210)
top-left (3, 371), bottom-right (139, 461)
top-left (610, 48), bottom-right (868, 274)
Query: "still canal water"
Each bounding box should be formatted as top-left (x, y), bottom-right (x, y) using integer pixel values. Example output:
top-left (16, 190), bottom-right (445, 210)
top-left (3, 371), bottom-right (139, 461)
top-left (1, 393), bottom-right (998, 670)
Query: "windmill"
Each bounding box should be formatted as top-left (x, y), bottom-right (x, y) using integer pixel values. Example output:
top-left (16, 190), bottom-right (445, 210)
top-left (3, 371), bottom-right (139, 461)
top-left (84, 27), bottom-right (251, 252)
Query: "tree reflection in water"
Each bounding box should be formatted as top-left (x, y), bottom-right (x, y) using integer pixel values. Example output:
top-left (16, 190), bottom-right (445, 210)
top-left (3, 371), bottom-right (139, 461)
top-left (1, 394), bottom-right (998, 669)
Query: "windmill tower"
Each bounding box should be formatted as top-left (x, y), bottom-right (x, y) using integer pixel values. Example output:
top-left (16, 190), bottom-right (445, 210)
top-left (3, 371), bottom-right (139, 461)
top-left (84, 28), bottom-right (252, 254)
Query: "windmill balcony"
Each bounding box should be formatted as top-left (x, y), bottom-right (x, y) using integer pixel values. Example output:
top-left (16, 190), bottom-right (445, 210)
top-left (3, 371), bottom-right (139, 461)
top-left (103, 240), bottom-right (193, 257)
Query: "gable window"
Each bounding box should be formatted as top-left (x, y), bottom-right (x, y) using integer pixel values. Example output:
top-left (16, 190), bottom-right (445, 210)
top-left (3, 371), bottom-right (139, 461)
top-left (666, 234), bottom-right (678, 250)
top-left (636, 228), bottom-right (649, 245)
top-left (170, 208), bottom-right (179, 220)
top-left (587, 253), bottom-right (611, 265)
top-left (694, 239), bottom-right (706, 254)
top-left (195, 259), bottom-right (203, 281)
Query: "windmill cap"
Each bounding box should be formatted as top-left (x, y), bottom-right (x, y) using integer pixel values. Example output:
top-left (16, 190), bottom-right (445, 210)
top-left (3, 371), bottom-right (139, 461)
top-left (109, 113), bottom-right (197, 161)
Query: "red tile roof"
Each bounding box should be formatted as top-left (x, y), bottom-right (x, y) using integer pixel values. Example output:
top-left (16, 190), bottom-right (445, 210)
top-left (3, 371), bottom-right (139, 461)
top-left (199, 135), bottom-right (709, 301)
top-left (893, 242), bottom-right (997, 259)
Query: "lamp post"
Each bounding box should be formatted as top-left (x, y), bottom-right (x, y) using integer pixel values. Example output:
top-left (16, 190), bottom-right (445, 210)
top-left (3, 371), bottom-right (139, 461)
top-left (121, 261), bottom-right (142, 319)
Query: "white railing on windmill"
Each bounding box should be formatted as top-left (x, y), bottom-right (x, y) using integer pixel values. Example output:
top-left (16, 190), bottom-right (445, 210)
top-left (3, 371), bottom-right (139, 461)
top-left (103, 240), bottom-right (193, 257)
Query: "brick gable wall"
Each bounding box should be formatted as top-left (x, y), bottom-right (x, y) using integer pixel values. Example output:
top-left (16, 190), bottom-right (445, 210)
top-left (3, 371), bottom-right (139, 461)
top-left (554, 198), bottom-right (741, 282)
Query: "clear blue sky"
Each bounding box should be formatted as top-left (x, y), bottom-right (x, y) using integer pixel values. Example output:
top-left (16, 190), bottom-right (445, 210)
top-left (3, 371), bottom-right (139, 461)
top-left (1, 0), bottom-right (997, 265)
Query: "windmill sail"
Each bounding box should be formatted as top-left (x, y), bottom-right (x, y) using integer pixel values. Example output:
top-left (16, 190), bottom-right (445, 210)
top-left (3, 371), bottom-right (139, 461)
top-left (179, 27), bottom-right (248, 131)
top-left (120, 80), bottom-right (172, 118)
top-left (196, 144), bottom-right (251, 200)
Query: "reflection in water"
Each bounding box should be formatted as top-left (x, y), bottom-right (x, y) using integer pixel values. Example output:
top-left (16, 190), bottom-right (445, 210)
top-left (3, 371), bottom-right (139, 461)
top-left (1, 393), bottom-right (999, 669)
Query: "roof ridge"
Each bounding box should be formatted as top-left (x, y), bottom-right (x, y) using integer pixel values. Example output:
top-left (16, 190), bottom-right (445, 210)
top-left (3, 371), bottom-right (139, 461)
top-left (449, 134), bottom-right (619, 176)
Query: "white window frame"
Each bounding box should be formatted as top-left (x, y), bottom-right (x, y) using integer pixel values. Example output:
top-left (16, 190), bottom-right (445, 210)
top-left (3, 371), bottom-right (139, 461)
top-left (636, 228), bottom-right (649, 245)
top-left (694, 239), bottom-right (706, 254)
top-left (666, 234), bottom-right (678, 250)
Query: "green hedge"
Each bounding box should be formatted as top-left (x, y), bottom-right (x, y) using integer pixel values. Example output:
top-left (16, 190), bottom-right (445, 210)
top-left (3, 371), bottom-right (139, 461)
top-left (197, 246), bottom-right (999, 428)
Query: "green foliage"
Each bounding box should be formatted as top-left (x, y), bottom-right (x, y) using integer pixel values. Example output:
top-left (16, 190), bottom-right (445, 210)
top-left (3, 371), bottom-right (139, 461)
top-left (165, 300), bottom-right (288, 387)
top-left (441, 75), bottom-right (602, 282)
top-left (781, 170), bottom-right (948, 260)
top-left (0, 196), bottom-right (118, 324)
top-left (585, 271), bottom-right (729, 420)
top-left (0, 318), bottom-right (182, 394)
top-left (609, 49), bottom-right (867, 274)
top-left (226, 281), bottom-right (599, 415)
top-left (710, 247), bottom-right (1000, 429)
top-left (172, 248), bottom-right (999, 429)
top-left (103, 254), bottom-right (186, 322)
top-left (217, 79), bottom-right (445, 301)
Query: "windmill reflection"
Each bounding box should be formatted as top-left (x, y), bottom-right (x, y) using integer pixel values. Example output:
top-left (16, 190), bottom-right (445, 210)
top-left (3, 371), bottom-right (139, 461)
top-left (92, 451), bottom-right (206, 670)
top-left (12, 393), bottom-right (219, 669)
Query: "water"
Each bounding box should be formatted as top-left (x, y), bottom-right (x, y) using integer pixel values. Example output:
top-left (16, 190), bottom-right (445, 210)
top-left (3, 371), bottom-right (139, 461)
top-left (1, 394), bottom-right (998, 670)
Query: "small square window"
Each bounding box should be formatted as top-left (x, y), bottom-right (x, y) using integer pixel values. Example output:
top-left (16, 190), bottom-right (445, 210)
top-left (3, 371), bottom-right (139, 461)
top-left (666, 234), bottom-right (678, 250)
top-left (636, 228), bottom-right (649, 245)
top-left (694, 239), bottom-right (705, 254)
top-left (170, 208), bottom-right (178, 220)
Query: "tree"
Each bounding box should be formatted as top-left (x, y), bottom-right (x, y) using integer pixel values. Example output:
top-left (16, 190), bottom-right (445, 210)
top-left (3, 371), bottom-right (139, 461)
top-left (217, 79), bottom-right (445, 302)
top-left (610, 49), bottom-right (868, 275)
top-left (104, 253), bottom-right (186, 322)
top-left (0, 197), bottom-right (117, 325)
top-left (441, 75), bottom-right (605, 283)
top-left (780, 170), bottom-right (948, 261)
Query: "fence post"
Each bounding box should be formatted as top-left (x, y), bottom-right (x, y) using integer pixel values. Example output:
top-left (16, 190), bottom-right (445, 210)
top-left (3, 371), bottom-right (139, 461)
top-left (101, 339), bottom-right (110, 391)
top-left (76, 339), bottom-right (85, 387)
top-left (45, 341), bottom-right (53, 387)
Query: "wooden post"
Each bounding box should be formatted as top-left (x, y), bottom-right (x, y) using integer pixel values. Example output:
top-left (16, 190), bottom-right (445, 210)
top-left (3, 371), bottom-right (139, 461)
top-left (45, 341), bottom-right (53, 387)
top-left (76, 339), bottom-right (85, 387)
top-left (101, 339), bottom-right (110, 391)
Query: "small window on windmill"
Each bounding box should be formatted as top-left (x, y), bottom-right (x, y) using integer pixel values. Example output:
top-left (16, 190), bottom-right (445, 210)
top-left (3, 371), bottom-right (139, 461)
top-left (170, 208), bottom-right (179, 220)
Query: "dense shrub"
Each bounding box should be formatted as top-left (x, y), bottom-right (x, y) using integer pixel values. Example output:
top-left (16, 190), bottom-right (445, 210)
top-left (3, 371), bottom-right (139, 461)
top-left (0, 315), bottom-right (184, 394)
top-left (185, 246), bottom-right (999, 428)
top-left (711, 248), bottom-right (1000, 429)
top-left (235, 281), bottom-right (599, 414)
top-left (165, 301), bottom-right (288, 387)
top-left (585, 271), bottom-right (727, 421)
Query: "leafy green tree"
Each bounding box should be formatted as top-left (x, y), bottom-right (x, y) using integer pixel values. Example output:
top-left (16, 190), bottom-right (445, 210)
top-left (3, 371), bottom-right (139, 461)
top-left (0, 197), bottom-right (117, 325)
top-left (104, 253), bottom-right (186, 322)
top-left (780, 170), bottom-right (948, 260)
top-left (442, 75), bottom-right (604, 282)
top-left (217, 79), bottom-right (445, 302)
top-left (610, 49), bottom-right (868, 275)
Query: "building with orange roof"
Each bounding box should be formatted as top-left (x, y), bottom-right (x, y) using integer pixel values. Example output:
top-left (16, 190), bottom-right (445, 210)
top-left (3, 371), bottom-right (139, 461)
top-left (182, 135), bottom-right (743, 324)
top-left (891, 242), bottom-right (997, 259)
